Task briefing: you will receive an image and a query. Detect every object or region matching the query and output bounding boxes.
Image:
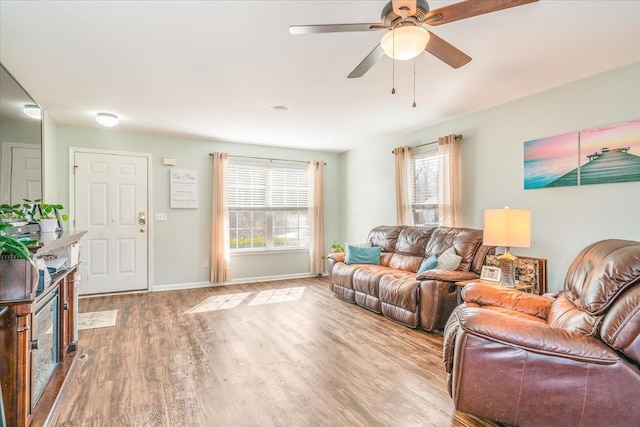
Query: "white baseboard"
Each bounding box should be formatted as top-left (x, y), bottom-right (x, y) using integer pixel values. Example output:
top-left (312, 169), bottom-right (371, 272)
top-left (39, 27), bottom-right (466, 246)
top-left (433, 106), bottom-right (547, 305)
top-left (230, 272), bottom-right (320, 285)
top-left (151, 272), bottom-right (324, 292)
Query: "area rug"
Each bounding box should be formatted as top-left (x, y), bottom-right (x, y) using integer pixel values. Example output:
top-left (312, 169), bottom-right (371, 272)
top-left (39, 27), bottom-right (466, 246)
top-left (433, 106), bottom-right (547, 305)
top-left (78, 309), bottom-right (118, 330)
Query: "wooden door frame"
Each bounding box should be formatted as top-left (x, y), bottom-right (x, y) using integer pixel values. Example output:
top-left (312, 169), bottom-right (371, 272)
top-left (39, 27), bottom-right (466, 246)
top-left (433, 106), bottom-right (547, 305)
top-left (68, 147), bottom-right (153, 291)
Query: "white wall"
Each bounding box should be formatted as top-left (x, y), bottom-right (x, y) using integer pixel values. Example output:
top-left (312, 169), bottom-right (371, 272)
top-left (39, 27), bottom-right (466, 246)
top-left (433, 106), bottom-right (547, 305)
top-left (343, 62), bottom-right (640, 292)
top-left (48, 126), bottom-right (342, 288)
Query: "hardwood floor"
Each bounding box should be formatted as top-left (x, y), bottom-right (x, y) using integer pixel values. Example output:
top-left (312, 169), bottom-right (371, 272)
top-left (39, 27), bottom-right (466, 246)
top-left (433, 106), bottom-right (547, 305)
top-left (51, 277), bottom-right (501, 427)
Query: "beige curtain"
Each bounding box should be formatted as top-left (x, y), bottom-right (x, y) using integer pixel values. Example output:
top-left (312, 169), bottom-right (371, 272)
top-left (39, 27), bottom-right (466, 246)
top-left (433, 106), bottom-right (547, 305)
top-left (210, 152), bottom-right (230, 283)
top-left (309, 161), bottom-right (325, 275)
top-left (394, 146), bottom-right (414, 226)
top-left (438, 135), bottom-right (461, 227)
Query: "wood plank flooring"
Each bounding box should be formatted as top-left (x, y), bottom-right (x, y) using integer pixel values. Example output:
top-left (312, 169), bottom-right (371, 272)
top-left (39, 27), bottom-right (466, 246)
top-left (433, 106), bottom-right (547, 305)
top-left (51, 277), bottom-right (501, 426)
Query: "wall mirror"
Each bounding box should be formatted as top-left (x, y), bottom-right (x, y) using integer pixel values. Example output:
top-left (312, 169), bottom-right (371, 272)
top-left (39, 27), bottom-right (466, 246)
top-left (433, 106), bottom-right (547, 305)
top-left (0, 63), bottom-right (43, 209)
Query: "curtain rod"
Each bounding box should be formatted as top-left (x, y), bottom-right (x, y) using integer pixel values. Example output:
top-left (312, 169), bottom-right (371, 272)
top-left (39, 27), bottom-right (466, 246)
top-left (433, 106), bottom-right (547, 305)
top-left (209, 153), bottom-right (326, 165)
top-left (390, 134), bottom-right (462, 154)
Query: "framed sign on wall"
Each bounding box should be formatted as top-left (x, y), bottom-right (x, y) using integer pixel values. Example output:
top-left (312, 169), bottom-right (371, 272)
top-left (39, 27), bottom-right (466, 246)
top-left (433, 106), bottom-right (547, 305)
top-left (170, 169), bottom-right (198, 208)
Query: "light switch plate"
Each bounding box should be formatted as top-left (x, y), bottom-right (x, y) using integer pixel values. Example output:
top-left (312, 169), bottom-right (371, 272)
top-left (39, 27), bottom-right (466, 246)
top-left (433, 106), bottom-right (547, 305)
top-left (155, 213), bottom-right (168, 221)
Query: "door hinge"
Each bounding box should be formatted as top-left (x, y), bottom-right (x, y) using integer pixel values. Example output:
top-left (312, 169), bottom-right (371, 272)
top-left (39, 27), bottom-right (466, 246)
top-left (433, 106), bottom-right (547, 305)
top-left (73, 165), bottom-right (78, 174)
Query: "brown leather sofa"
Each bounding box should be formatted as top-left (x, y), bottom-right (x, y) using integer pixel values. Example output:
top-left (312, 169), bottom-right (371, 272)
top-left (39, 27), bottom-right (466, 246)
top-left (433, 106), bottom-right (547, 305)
top-left (326, 225), bottom-right (493, 331)
top-left (443, 239), bottom-right (640, 427)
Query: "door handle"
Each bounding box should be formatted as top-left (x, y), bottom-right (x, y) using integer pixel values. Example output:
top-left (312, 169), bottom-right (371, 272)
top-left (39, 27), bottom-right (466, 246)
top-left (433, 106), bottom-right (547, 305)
top-left (140, 228), bottom-right (145, 233)
top-left (138, 212), bottom-right (146, 225)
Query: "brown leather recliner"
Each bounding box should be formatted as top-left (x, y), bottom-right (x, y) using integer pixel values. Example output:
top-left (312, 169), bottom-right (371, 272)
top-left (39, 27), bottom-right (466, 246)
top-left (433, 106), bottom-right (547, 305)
top-left (443, 239), bottom-right (640, 427)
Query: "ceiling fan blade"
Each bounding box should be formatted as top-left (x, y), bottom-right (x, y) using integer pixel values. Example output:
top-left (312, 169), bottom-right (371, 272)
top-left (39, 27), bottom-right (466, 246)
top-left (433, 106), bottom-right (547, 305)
top-left (392, 0), bottom-right (417, 17)
top-left (424, 31), bottom-right (472, 69)
top-left (289, 23), bottom-right (386, 35)
top-left (424, 0), bottom-right (538, 26)
top-left (348, 44), bottom-right (386, 79)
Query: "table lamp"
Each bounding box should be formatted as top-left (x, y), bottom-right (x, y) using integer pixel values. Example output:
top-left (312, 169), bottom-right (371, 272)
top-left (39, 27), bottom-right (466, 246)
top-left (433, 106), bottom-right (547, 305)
top-left (483, 207), bottom-right (531, 287)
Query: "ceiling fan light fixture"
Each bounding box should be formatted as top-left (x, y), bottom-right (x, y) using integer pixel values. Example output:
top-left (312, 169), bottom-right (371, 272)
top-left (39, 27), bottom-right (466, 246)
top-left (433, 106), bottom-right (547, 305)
top-left (96, 112), bottom-right (119, 127)
top-left (23, 104), bottom-right (42, 120)
top-left (381, 26), bottom-right (430, 60)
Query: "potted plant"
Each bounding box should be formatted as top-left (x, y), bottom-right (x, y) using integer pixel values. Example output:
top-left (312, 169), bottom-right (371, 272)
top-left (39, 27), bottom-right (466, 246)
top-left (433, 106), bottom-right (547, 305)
top-left (0, 203), bottom-right (29, 225)
top-left (24, 199), bottom-right (69, 233)
top-left (0, 224), bottom-right (35, 260)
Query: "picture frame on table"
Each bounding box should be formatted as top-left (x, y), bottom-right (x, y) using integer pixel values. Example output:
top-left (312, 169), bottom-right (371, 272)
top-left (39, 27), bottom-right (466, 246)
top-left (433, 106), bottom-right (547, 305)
top-left (480, 265), bottom-right (502, 282)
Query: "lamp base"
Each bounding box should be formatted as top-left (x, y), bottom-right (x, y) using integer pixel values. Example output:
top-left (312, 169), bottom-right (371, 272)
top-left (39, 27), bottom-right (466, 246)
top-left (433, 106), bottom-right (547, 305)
top-left (498, 252), bottom-right (517, 288)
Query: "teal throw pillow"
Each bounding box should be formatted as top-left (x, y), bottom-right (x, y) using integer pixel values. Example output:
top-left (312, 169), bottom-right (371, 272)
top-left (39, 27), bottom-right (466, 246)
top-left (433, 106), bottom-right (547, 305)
top-left (417, 255), bottom-right (438, 276)
top-left (345, 245), bottom-right (381, 265)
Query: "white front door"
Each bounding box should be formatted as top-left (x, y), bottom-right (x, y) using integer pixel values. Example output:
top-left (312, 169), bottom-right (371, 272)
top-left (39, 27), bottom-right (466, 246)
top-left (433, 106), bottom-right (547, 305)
top-left (74, 151), bottom-right (149, 295)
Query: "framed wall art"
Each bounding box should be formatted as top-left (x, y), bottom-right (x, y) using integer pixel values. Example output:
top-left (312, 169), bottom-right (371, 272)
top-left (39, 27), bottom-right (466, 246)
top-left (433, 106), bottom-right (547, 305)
top-left (524, 119), bottom-right (640, 189)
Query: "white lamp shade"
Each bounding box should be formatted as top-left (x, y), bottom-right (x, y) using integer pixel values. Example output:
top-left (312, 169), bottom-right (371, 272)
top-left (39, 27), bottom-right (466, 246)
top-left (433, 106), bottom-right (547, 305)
top-left (96, 112), bottom-right (119, 127)
top-left (484, 208), bottom-right (531, 249)
top-left (381, 26), bottom-right (430, 61)
top-left (23, 104), bottom-right (42, 120)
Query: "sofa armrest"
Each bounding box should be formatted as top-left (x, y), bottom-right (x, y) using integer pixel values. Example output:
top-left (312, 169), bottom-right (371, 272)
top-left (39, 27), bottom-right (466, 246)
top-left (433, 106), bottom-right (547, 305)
top-left (327, 252), bottom-right (345, 263)
top-left (454, 307), bottom-right (619, 364)
top-left (462, 282), bottom-right (554, 320)
top-left (417, 269), bottom-right (479, 282)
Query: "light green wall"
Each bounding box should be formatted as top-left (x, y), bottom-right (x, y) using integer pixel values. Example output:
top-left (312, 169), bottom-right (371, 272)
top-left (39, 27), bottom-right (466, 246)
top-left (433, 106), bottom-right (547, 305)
top-left (49, 126), bottom-right (342, 287)
top-left (343, 62), bottom-right (640, 292)
top-left (43, 62), bottom-right (639, 292)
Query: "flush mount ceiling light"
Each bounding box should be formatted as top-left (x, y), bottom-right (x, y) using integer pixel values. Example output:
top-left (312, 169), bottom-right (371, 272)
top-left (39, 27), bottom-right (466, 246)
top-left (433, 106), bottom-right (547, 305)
top-left (96, 112), bottom-right (119, 127)
top-left (381, 25), bottom-right (430, 60)
top-left (270, 106), bottom-right (289, 112)
top-left (23, 104), bottom-right (42, 120)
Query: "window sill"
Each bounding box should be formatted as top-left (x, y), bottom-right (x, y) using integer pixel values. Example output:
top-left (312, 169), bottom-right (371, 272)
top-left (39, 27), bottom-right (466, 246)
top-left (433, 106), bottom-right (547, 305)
top-left (231, 248), bottom-right (309, 257)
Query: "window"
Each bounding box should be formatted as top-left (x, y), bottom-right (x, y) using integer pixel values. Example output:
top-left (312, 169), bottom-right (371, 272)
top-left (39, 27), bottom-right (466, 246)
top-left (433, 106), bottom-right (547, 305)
top-left (228, 164), bottom-right (309, 250)
top-left (411, 146), bottom-right (440, 227)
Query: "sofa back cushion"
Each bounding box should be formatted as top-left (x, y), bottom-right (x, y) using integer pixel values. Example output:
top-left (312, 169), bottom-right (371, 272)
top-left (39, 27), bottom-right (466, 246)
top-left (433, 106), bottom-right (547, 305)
top-left (564, 239), bottom-right (640, 315)
top-left (547, 294), bottom-right (603, 336)
top-left (600, 285), bottom-right (640, 364)
top-left (387, 227), bottom-right (435, 273)
top-left (394, 226), bottom-right (435, 256)
top-left (367, 225), bottom-right (405, 252)
top-left (425, 227), bottom-right (484, 272)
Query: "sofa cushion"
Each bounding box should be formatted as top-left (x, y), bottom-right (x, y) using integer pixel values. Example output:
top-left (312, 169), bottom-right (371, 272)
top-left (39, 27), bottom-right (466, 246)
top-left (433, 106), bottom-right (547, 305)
top-left (417, 255), bottom-right (438, 276)
top-left (345, 245), bottom-right (381, 265)
top-left (425, 227), bottom-right (484, 272)
top-left (564, 239), bottom-right (640, 315)
top-left (388, 253), bottom-right (424, 273)
top-left (379, 273), bottom-right (421, 328)
top-left (367, 225), bottom-right (405, 252)
top-left (547, 294), bottom-right (603, 336)
top-left (436, 246), bottom-right (462, 270)
top-left (353, 265), bottom-right (391, 313)
top-left (395, 226), bottom-right (435, 256)
top-left (600, 285), bottom-right (640, 364)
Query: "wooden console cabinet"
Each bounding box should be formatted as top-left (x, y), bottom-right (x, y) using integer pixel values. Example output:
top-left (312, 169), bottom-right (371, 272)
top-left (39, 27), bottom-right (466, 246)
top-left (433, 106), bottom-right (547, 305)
top-left (0, 231), bottom-right (85, 427)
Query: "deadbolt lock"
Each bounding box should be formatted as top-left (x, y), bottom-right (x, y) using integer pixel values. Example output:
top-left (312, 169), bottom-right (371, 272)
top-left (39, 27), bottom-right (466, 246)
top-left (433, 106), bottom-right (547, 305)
top-left (139, 212), bottom-right (146, 225)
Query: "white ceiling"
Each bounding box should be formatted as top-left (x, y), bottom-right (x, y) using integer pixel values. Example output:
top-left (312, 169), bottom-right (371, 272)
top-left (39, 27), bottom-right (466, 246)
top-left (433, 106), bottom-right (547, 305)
top-left (1, 1), bottom-right (639, 153)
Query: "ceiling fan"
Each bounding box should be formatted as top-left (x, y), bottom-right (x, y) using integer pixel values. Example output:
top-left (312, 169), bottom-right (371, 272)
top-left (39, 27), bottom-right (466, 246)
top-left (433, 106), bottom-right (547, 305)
top-left (290, 0), bottom-right (538, 78)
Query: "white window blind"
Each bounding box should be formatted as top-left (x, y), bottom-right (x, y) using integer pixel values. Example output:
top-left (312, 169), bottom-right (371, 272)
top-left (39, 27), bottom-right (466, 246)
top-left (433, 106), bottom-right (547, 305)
top-left (411, 147), bottom-right (440, 227)
top-left (228, 164), bottom-right (310, 250)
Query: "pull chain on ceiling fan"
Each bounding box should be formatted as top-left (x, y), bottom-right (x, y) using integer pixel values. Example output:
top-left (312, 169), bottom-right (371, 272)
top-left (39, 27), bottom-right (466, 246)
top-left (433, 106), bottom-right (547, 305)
top-left (289, 0), bottom-right (539, 78)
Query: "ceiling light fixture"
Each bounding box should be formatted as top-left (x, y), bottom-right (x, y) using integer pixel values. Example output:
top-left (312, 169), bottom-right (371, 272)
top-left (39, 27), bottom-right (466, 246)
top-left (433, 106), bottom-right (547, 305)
top-left (381, 26), bottom-right (430, 61)
top-left (23, 104), bottom-right (42, 120)
top-left (96, 112), bottom-right (119, 127)
top-left (271, 106), bottom-right (289, 112)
